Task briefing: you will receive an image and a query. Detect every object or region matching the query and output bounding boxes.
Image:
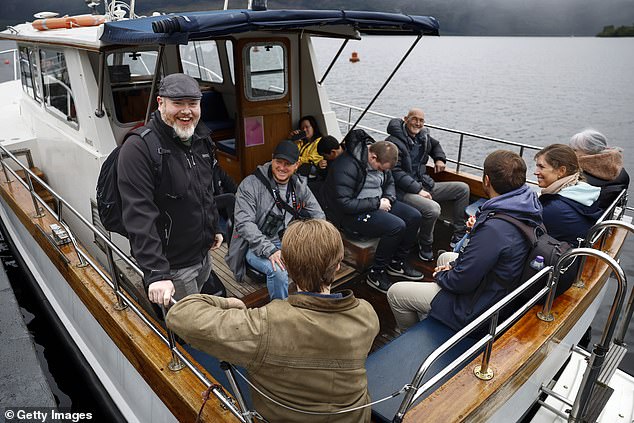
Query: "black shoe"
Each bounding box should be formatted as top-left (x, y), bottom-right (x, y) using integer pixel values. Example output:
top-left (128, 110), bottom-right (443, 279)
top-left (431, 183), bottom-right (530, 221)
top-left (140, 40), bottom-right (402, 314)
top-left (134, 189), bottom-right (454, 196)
top-left (418, 245), bottom-right (434, 262)
top-left (449, 232), bottom-right (466, 249)
top-left (387, 260), bottom-right (425, 281)
top-left (366, 268), bottom-right (391, 293)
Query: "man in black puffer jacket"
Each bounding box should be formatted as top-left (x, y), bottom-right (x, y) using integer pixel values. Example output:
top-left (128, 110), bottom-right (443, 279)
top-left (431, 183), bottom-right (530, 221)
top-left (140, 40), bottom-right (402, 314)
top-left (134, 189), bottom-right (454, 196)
top-left (386, 108), bottom-right (470, 262)
top-left (118, 73), bottom-right (223, 307)
top-left (323, 130), bottom-right (423, 293)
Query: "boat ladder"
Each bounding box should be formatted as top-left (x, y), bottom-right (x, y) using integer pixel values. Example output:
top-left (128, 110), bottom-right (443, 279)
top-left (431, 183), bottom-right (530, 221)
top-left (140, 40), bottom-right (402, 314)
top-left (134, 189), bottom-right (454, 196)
top-left (536, 219), bottom-right (634, 422)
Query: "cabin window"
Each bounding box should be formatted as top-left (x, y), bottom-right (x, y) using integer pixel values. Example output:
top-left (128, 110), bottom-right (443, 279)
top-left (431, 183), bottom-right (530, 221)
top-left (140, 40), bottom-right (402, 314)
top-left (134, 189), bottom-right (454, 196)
top-left (18, 46), bottom-right (41, 102)
top-left (243, 42), bottom-right (287, 101)
top-left (180, 41), bottom-right (223, 83)
top-left (39, 48), bottom-right (78, 127)
top-left (106, 50), bottom-right (159, 124)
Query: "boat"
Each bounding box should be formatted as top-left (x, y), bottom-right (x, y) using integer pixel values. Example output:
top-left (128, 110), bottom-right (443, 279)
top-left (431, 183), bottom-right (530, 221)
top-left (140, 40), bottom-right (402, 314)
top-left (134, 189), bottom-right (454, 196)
top-left (0, 1), bottom-right (632, 422)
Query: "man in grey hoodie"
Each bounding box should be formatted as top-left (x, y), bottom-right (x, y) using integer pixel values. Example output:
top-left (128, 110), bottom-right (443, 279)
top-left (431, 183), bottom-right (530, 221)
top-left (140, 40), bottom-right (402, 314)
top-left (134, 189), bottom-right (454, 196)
top-left (225, 140), bottom-right (324, 300)
top-left (386, 108), bottom-right (470, 262)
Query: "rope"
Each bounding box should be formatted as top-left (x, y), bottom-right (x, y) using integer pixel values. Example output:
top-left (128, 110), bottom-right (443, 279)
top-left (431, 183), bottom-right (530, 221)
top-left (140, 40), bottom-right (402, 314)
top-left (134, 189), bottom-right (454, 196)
top-left (232, 366), bottom-right (411, 416)
top-left (195, 384), bottom-right (222, 423)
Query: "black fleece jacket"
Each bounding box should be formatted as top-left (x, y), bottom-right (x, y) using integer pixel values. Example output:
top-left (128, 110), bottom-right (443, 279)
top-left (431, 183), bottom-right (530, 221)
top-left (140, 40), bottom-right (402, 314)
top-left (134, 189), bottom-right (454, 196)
top-left (117, 111), bottom-right (220, 287)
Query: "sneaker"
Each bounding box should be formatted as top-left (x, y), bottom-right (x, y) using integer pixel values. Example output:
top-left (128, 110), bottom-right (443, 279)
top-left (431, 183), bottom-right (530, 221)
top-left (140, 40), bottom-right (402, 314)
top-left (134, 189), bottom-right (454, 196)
top-left (418, 245), bottom-right (434, 262)
top-left (366, 268), bottom-right (392, 293)
top-left (449, 232), bottom-right (466, 250)
top-left (387, 260), bottom-right (425, 281)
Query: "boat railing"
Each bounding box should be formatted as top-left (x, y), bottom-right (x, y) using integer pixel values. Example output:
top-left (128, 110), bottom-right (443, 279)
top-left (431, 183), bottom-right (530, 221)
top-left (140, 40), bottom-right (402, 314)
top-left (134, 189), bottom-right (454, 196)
top-left (0, 145), bottom-right (248, 422)
top-left (329, 100), bottom-right (543, 183)
top-left (0, 48), bottom-right (19, 81)
top-left (393, 244), bottom-right (629, 422)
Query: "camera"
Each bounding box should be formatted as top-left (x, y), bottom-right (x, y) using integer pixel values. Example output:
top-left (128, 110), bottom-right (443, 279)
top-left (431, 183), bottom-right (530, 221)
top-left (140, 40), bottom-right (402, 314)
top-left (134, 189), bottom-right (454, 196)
top-left (261, 210), bottom-right (285, 238)
top-left (290, 130), bottom-right (307, 142)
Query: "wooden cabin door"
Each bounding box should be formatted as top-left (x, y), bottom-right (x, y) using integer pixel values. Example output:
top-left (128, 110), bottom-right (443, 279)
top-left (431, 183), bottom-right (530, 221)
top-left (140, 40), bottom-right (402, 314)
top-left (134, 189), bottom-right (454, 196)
top-left (235, 38), bottom-right (292, 177)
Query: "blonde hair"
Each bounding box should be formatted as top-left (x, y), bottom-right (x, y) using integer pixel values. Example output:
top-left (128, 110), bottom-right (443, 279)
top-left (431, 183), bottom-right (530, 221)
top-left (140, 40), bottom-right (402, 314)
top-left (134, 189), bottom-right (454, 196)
top-left (281, 219), bottom-right (344, 292)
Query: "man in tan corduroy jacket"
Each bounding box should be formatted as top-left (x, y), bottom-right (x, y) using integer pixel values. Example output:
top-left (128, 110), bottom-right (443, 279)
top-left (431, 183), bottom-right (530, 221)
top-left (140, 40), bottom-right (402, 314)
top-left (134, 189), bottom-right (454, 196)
top-left (167, 219), bottom-right (379, 422)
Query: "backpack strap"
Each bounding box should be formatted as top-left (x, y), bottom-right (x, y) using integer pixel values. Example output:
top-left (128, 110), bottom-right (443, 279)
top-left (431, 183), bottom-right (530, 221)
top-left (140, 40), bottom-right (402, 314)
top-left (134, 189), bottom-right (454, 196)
top-left (489, 213), bottom-right (543, 246)
top-left (124, 127), bottom-right (171, 192)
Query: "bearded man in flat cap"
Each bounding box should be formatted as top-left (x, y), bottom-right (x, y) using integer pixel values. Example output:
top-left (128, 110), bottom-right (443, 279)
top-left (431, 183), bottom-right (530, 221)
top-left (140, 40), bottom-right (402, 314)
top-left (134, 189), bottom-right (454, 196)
top-left (118, 73), bottom-right (223, 307)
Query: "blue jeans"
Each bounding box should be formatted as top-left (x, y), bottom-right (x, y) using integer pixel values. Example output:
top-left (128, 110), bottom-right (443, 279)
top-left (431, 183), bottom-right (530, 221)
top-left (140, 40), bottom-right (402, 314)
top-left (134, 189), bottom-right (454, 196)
top-left (246, 241), bottom-right (289, 300)
top-left (340, 201), bottom-right (422, 269)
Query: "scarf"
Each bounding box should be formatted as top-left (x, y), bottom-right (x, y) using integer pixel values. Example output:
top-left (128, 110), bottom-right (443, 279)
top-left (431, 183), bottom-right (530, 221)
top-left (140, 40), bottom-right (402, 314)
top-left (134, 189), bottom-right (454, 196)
top-left (540, 172), bottom-right (579, 195)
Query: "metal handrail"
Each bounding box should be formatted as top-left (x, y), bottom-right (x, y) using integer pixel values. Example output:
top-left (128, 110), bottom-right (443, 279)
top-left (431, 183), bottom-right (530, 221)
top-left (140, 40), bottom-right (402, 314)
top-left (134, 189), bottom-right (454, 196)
top-left (583, 219), bottom-right (634, 346)
top-left (0, 145), bottom-right (246, 422)
top-left (566, 248), bottom-right (628, 422)
top-left (0, 48), bottom-right (19, 81)
top-left (329, 100), bottom-right (542, 181)
top-left (392, 265), bottom-right (553, 422)
top-left (393, 244), bottom-right (629, 423)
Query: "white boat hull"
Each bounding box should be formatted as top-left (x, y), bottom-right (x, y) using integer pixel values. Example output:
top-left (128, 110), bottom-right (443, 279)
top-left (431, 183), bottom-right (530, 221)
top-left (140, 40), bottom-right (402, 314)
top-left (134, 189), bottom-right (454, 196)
top-left (0, 196), bottom-right (176, 423)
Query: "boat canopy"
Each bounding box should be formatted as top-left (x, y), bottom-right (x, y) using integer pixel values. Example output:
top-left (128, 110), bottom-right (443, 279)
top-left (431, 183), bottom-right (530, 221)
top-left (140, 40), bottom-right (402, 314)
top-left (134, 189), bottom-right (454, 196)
top-left (100, 9), bottom-right (440, 45)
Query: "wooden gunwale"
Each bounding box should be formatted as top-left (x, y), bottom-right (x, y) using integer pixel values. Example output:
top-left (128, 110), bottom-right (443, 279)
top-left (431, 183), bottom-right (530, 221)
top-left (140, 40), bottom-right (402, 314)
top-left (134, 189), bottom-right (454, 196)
top-left (0, 171), bottom-right (238, 422)
top-left (404, 226), bottom-right (628, 422)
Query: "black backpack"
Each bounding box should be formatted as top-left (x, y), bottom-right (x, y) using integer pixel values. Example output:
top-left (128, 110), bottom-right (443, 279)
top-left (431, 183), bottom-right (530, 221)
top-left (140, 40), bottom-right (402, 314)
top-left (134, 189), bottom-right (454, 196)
top-left (491, 213), bottom-right (576, 300)
top-left (96, 127), bottom-right (170, 237)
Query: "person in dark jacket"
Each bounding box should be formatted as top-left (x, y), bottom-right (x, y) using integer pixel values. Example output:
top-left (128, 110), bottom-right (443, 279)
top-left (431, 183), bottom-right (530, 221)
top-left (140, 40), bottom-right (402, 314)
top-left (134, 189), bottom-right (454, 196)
top-left (388, 150), bottom-right (543, 331)
top-left (323, 130), bottom-right (423, 293)
top-left (308, 135), bottom-right (344, 207)
top-left (386, 108), bottom-right (470, 261)
top-left (118, 73), bottom-right (223, 307)
top-left (569, 129), bottom-right (630, 210)
top-left (534, 144), bottom-right (603, 246)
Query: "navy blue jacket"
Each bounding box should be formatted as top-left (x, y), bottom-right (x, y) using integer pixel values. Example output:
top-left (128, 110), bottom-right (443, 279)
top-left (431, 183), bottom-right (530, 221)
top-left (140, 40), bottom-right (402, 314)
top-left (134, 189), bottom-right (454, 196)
top-left (540, 193), bottom-right (603, 246)
top-left (385, 118), bottom-right (447, 195)
top-left (430, 185), bottom-right (543, 331)
top-left (322, 130), bottom-right (396, 226)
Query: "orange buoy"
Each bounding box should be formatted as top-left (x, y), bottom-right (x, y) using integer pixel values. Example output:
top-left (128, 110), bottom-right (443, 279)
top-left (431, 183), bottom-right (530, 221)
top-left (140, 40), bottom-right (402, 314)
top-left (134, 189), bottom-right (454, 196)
top-left (3, 59), bottom-right (9, 65)
top-left (349, 51), bottom-right (360, 63)
top-left (32, 15), bottom-right (105, 31)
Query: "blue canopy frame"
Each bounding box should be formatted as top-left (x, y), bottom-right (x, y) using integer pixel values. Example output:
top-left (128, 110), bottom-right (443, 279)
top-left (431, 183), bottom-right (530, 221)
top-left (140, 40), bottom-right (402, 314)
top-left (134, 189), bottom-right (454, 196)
top-left (100, 9), bottom-right (439, 45)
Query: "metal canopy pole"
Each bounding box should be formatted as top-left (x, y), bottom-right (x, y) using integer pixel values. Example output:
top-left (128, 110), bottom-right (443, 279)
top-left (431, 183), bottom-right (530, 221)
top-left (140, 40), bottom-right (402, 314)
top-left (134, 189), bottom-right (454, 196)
top-left (145, 45), bottom-right (165, 124)
top-left (348, 34), bottom-right (422, 134)
top-left (318, 38), bottom-right (349, 85)
top-left (94, 51), bottom-right (105, 118)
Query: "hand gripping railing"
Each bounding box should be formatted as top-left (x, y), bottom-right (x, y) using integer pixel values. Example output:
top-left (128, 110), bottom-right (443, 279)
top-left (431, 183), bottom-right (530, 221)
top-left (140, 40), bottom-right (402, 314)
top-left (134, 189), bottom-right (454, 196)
top-left (392, 266), bottom-right (554, 423)
top-left (0, 145), bottom-right (247, 422)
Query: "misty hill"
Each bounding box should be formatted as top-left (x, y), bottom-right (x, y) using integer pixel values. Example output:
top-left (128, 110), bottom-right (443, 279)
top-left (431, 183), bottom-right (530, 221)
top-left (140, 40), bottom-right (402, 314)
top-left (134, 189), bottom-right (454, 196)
top-left (3, 0), bottom-right (634, 36)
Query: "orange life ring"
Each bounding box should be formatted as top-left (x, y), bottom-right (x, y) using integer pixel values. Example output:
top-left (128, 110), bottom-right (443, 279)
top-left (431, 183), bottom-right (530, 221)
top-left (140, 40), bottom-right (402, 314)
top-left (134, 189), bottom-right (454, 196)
top-left (32, 15), bottom-right (106, 31)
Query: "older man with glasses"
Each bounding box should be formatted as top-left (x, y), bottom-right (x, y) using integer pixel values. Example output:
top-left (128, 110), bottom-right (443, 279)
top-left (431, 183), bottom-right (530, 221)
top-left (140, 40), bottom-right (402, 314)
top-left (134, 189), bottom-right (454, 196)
top-left (386, 108), bottom-right (470, 262)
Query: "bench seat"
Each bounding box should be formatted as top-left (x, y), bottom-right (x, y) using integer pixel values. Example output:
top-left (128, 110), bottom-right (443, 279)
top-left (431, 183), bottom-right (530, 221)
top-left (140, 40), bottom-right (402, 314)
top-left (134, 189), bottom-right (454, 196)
top-left (366, 317), bottom-right (478, 422)
top-left (201, 91), bottom-right (235, 135)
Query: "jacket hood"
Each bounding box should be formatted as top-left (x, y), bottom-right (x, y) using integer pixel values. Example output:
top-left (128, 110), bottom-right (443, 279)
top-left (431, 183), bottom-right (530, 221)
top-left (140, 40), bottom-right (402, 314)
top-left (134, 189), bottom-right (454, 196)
top-left (343, 129), bottom-right (375, 164)
top-left (386, 118), bottom-right (407, 139)
top-left (577, 148), bottom-right (623, 181)
top-left (480, 184), bottom-right (543, 224)
top-left (558, 181), bottom-right (601, 207)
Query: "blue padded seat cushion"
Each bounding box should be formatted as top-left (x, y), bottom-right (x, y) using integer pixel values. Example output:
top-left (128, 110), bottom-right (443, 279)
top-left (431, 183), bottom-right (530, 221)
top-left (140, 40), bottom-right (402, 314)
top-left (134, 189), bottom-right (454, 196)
top-left (366, 316), bottom-right (478, 422)
top-left (183, 344), bottom-right (253, 408)
top-left (200, 91), bottom-right (234, 132)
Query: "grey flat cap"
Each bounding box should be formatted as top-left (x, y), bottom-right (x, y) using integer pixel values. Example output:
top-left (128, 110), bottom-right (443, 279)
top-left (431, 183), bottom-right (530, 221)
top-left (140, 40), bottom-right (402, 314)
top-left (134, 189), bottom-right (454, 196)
top-left (158, 73), bottom-right (202, 100)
